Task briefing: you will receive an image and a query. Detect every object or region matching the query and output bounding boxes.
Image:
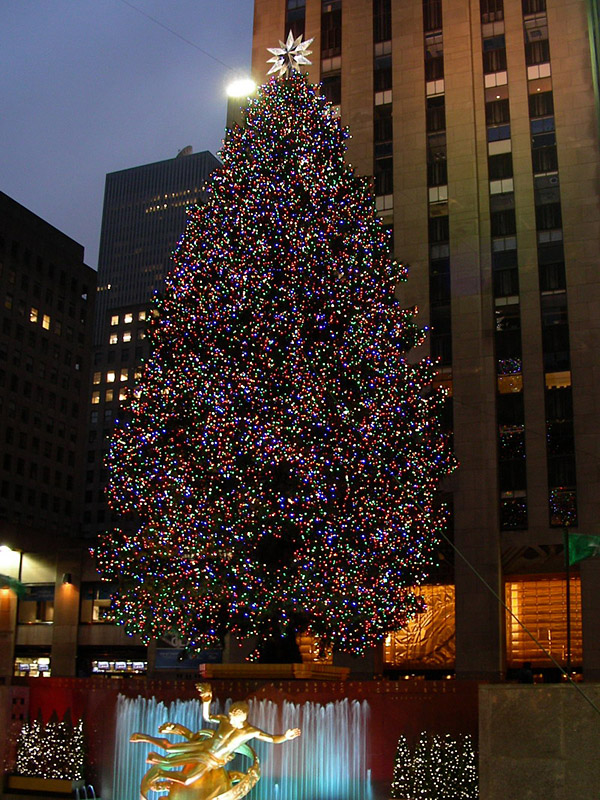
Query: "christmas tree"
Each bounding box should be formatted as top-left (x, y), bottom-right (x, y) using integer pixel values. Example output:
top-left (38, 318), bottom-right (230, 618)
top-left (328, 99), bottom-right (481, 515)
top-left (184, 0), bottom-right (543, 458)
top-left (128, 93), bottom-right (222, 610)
top-left (390, 735), bottom-right (413, 799)
top-left (96, 35), bottom-right (454, 656)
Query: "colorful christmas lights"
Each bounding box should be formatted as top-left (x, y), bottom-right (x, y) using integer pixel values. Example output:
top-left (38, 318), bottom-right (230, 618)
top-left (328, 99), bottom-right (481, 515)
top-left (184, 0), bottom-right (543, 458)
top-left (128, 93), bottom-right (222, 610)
top-left (95, 70), bottom-right (455, 655)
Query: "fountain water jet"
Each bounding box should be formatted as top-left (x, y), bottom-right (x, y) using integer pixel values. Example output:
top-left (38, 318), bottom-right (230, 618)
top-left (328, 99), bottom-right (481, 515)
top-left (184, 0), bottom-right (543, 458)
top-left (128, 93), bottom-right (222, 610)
top-left (113, 695), bottom-right (372, 800)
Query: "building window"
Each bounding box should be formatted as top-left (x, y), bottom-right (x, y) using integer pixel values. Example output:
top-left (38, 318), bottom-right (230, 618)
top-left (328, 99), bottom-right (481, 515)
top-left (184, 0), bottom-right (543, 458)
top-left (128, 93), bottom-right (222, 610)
top-left (426, 96), bottom-right (446, 132)
top-left (110, 315), bottom-right (119, 326)
top-left (321, 74), bottom-right (341, 105)
top-left (525, 39), bottom-right (550, 66)
top-left (375, 157), bottom-right (394, 196)
top-left (321, 0), bottom-right (342, 59)
top-left (109, 333), bottom-right (118, 345)
top-left (481, 0), bottom-right (504, 23)
top-left (506, 578), bottom-right (581, 667)
top-left (18, 585), bottom-right (55, 624)
top-left (423, 0), bottom-right (442, 32)
top-left (286, 0), bottom-right (306, 39)
top-left (29, 307), bottom-right (39, 323)
top-left (374, 53), bottom-right (393, 93)
top-left (483, 40), bottom-right (507, 74)
top-left (80, 582), bottom-right (115, 623)
top-left (91, 391), bottom-right (100, 404)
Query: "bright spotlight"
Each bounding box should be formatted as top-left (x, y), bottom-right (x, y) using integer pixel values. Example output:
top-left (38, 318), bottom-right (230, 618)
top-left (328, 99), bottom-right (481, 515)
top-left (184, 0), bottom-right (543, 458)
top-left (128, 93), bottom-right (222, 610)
top-left (226, 78), bottom-right (257, 98)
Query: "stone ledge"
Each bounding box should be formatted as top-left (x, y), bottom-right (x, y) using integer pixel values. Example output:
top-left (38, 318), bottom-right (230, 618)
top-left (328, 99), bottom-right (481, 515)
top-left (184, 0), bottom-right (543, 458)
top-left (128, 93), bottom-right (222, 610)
top-left (198, 663), bottom-right (350, 681)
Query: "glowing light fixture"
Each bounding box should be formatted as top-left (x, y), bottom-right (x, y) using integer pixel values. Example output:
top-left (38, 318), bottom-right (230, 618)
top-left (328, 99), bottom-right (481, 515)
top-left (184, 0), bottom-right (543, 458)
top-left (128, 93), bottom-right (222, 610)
top-left (226, 78), bottom-right (256, 98)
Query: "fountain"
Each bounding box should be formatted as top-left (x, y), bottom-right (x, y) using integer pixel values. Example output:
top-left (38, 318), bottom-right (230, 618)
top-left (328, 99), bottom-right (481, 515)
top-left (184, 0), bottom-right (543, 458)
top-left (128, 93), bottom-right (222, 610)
top-left (113, 694), bottom-right (372, 800)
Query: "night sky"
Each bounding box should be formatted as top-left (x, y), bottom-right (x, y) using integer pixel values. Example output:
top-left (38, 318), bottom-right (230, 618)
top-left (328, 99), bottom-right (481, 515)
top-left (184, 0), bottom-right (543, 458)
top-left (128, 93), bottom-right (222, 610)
top-left (1, 0), bottom-right (255, 270)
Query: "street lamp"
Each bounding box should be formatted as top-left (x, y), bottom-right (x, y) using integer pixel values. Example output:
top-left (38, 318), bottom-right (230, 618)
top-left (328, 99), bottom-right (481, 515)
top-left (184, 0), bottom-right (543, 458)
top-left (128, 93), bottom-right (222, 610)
top-left (225, 77), bottom-right (257, 129)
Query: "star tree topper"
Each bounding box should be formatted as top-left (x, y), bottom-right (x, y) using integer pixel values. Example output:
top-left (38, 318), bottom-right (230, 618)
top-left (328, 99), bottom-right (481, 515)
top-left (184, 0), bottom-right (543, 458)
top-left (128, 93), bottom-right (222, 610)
top-left (267, 31), bottom-right (314, 77)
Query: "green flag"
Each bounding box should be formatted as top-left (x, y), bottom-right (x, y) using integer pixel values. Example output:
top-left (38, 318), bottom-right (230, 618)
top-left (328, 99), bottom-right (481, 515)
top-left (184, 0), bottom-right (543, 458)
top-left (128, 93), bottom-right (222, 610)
top-left (567, 533), bottom-right (600, 566)
top-left (0, 574), bottom-right (26, 598)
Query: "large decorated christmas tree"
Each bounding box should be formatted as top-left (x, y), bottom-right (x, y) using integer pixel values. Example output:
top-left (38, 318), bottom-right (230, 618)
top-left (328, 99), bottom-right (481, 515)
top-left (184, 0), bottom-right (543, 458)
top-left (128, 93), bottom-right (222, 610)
top-left (96, 36), bottom-right (454, 656)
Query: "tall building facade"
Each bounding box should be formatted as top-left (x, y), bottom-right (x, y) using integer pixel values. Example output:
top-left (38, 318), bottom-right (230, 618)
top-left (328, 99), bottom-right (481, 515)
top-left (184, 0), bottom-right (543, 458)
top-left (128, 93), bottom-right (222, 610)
top-left (85, 150), bottom-right (219, 540)
top-left (95, 149), bottom-right (220, 341)
top-left (252, 0), bottom-right (600, 679)
top-left (0, 192), bottom-right (97, 677)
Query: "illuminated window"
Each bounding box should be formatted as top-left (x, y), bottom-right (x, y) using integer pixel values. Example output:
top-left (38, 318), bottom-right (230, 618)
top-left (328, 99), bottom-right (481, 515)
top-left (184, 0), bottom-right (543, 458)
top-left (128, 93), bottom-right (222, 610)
top-left (505, 577), bottom-right (581, 667)
top-left (122, 331), bottom-right (132, 343)
top-left (119, 388), bottom-right (127, 401)
top-left (30, 307), bottom-right (39, 323)
top-left (14, 656), bottom-right (51, 678)
top-left (109, 333), bottom-right (118, 345)
top-left (42, 315), bottom-right (51, 330)
top-left (497, 374), bottom-right (523, 393)
top-left (110, 315), bottom-right (119, 326)
top-left (134, 369), bottom-right (142, 380)
top-left (91, 391), bottom-right (100, 404)
top-left (106, 371), bottom-right (116, 383)
top-left (384, 585), bottom-right (455, 668)
top-left (137, 329), bottom-right (145, 340)
top-left (138, 311), bottom-right (147, 321)
top-left (124, 312), bottom-right (133, 324)
top-left (93, 372), bottom-right (101, 385)
top-left (105, 389), bottom-right (114, 402)
top-left (120, 368), bottom-right (128, 381)
top-left (545, 371), bottom-right (571, 389)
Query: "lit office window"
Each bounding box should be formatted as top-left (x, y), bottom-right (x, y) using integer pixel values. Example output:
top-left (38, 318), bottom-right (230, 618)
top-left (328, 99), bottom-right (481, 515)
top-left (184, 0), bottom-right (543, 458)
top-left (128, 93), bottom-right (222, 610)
top-left (111, 315), bottom-right (119, 326)
top-left (42, 314), bottom-right (51, 330)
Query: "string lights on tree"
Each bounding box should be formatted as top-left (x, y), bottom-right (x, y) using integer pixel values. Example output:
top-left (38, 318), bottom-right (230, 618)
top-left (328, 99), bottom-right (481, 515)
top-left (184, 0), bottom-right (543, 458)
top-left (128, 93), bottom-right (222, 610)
top-left (16, 716), bottom-right (84, 780)
top-left (95, 35), bottom-right (455, 656)
top-left (390, 732), bottom-right (478, 799)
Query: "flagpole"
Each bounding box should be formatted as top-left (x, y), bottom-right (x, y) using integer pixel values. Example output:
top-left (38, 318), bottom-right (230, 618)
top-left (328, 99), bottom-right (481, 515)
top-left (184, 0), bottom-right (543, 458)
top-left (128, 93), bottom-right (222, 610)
top-left (564, 527), bottom-right (572, 674)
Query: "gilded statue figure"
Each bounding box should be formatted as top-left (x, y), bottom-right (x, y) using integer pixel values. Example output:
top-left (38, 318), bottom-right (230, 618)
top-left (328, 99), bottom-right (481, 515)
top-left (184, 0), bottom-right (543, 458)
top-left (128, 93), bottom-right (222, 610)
top-left (131, 683), bottom-right (301, 800)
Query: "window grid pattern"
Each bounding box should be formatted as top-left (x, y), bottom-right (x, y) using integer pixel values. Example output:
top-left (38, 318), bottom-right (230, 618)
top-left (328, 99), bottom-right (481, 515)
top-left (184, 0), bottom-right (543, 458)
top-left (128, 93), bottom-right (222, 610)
top-left (521, 3), bottom-right (577, 526)
top-left (505, 577), bottom-right (582, 667)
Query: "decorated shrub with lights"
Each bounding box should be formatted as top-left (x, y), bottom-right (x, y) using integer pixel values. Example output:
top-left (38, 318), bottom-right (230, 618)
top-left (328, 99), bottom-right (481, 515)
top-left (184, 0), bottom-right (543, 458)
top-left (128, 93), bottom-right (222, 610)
top-left (95, 42), bottom-right (454, 656)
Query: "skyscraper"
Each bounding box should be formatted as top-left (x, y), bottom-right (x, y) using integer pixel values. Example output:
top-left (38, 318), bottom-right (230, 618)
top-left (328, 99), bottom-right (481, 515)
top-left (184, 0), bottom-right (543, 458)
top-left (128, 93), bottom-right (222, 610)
top-left (0, 192), bottom-right (96, 538)
top-left (252, 0), bottom-right (600, 679)
top-left (95, 148), bottom-right (220, 341)
top-left (85, 149), bottom-right (220, 541)
top-left (0, 192), bottom-right (97, 678)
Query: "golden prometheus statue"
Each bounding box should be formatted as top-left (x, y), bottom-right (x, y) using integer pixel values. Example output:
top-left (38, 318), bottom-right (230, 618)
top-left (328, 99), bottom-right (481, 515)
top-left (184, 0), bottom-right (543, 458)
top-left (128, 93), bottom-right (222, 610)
top-left (131, 683), bottom-right (301, 800)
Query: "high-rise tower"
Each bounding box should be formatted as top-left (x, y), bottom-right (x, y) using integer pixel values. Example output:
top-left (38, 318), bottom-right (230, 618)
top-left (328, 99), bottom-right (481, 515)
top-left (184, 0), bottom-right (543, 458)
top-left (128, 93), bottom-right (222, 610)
top-left (95, 149), bottom-right (220, 341)
top-left (252, 0), bottom-right (600, 679)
